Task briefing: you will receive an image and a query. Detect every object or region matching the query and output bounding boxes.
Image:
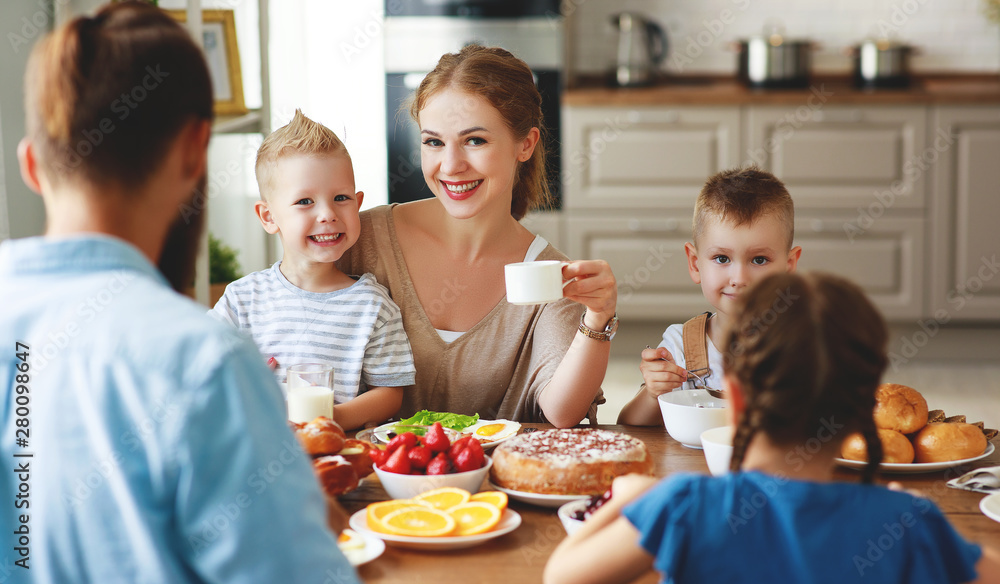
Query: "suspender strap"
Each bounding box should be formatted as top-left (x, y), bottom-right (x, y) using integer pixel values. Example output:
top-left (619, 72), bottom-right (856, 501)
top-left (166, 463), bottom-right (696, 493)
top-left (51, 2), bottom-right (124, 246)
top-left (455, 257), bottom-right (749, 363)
top-left (681, 312), bottom-right (712, 380)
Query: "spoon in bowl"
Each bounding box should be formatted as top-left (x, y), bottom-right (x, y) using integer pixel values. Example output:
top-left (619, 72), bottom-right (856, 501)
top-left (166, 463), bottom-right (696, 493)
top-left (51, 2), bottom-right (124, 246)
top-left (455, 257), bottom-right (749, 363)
top-left (646, 345), bottom-right (726, 399)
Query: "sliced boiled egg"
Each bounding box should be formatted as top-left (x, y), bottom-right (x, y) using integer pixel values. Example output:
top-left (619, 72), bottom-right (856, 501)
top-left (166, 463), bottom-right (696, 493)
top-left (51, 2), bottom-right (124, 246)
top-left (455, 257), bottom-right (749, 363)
top-left (338, 529), bottom-right (366, 552)
top-left (464, 419), bottom-right (521, 443)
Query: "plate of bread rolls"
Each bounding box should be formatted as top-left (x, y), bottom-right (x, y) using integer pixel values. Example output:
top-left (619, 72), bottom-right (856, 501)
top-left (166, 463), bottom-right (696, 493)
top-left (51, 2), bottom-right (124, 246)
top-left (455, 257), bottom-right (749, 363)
top-left (836, 383), bottom-right (997, 473)
top-left (291, 416), bottom-right (377, 496)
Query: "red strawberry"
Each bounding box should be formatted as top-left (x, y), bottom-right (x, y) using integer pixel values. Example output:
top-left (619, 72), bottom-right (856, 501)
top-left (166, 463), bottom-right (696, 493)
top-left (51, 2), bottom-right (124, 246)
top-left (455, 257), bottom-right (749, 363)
top-left (386, 431), bottom-right (418, 454)
top-left (448, 436), bottom-right (474, 463)
top-left (407, 445), bottom-right (432, 470)
top-left (453, 447), bottom-right (480, 473)
top-left (465, 437), bottom-right (486, 469)
top-left (423, 422), bottom-right (450, 453)
top-left (382, 444), bottom-right (411, 475)
top-left (426, 452), bottom-right (451, 475)
top-left (369, 447), bottom-right (388, 466)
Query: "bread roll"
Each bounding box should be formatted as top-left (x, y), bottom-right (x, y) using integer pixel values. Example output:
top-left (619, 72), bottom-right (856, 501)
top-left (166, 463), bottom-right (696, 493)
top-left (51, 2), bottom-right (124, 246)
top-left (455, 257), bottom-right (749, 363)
top-left (873, 384), bottom-right (928, 434)
top-left (313, 455), bottom-right (359, 496)
top-left (913, 423), bottom-right (987, 463)
top-left (295, 416), bottom-right (346, 456)
top-left (840, 429), bottom-right (915, 464)
top-left (337, 439), bottom-right (375, 479)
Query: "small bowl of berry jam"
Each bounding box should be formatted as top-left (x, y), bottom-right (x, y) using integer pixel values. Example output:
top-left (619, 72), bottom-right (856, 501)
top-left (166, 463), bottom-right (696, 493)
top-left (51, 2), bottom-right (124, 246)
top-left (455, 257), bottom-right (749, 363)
top-left (557, 489), bottom-right (613, 535)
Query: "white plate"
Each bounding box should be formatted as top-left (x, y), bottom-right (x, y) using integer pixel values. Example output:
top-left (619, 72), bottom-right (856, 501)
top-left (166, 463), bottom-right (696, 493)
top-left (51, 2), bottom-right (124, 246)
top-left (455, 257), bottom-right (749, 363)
top-left (363, 420), bottom-right (519, 451)
top-left (348, 508), bottom-right (521, 550)
top-left (461, 420), bottom-right (522, 451)
top-left (338, 529), bottom-right (385, 566)
top-left (835, 442), bottom-right (995, 474)
top-left (488, 481), bottom-right (591, 508)
top-left (980, 492), bottom-right (1000, 524)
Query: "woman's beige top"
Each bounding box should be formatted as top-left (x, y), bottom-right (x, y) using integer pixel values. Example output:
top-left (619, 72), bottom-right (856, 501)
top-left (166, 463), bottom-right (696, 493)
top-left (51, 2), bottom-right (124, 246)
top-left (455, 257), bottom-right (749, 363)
top-left (337, 205), bottom-right (603, 423)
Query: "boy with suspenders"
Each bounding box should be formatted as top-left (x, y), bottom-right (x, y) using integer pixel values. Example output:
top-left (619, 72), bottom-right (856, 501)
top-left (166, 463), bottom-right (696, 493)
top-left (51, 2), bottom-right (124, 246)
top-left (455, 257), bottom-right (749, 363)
top-left (618, 166), bottom-right (802, 426)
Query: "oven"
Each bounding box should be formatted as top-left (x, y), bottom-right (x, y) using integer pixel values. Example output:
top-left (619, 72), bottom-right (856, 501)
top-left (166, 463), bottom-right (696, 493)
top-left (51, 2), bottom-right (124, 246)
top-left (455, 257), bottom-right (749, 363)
top-left (384, 5), bottom-right (564, 208)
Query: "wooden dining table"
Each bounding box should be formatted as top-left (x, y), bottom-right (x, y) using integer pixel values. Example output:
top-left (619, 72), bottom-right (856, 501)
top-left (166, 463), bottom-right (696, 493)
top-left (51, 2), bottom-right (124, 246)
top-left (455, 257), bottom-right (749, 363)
top-left (340, 424), bottom-right (1000, 583)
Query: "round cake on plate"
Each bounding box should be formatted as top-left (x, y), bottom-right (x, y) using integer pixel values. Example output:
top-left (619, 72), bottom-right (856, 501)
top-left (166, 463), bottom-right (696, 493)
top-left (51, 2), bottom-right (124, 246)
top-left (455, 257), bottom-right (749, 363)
top-left (490, 428), bottom-right (653, 495)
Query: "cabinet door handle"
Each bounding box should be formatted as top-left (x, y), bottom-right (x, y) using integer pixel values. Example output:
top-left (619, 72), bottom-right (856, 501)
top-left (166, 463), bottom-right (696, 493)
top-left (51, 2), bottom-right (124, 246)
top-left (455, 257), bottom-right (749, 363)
top-left (810, 110), bottom-right (864, 123)
top-left (628, 218), bottom-right (680, 232)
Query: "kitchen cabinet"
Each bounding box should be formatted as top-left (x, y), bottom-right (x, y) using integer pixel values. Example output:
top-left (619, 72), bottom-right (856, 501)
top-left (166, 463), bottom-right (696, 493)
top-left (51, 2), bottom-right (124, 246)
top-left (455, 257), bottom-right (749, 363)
top-left (745, 106), bottom-right (928, 209)
top-left (562, 106), bottom-right (741, 210)
top-left (793, 216), bottom-right (925, 320)
top-left (929, 106), bottom-right (1000, 321)
top-left (562, 103), bottom-right (930, 320)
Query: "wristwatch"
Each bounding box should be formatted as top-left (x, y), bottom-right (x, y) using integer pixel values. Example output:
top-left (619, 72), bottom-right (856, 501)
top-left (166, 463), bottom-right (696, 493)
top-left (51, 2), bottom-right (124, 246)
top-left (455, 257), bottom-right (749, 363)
top-left (579, 312), bottom-right (618, 342)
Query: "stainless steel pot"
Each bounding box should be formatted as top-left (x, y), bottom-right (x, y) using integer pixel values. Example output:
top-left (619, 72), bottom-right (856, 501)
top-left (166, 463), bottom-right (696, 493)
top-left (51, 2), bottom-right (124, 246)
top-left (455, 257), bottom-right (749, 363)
top-left (735, 35), bottom-right (813, 89)
top-left (849, 39), bottom-right (915, 89)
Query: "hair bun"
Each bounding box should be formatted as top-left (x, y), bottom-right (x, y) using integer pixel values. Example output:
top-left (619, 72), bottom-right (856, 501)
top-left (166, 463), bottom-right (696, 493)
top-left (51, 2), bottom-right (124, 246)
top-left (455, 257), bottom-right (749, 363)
top-left (873, 383), bottom-right (928, 434)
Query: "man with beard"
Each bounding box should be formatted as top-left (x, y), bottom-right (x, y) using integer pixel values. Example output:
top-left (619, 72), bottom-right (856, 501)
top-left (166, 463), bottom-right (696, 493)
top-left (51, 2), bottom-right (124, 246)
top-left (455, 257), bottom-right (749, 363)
top-left (0, 3), bottom-right (360, 583)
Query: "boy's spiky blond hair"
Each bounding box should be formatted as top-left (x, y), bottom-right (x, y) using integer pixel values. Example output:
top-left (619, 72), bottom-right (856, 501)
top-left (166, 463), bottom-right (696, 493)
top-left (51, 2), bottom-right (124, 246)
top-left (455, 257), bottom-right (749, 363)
top-left (255, 109), bottom-right (349, 198)
top-left (693, 165), bottom-right (795, 249)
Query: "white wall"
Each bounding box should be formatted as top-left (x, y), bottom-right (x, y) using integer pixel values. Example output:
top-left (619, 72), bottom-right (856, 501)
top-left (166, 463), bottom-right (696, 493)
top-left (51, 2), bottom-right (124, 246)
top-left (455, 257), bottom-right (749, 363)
top-left (0, 0), bottom-right (50, 241)
top-left (269, 0), bottom-right (387, 210)
top-left (570, 0), bottom-right (1000, 76)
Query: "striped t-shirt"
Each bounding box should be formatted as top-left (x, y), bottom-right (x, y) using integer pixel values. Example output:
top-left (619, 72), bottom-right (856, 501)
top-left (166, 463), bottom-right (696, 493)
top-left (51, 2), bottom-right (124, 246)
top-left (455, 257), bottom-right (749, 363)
top-left (210, 263), bottom-right (416, 403)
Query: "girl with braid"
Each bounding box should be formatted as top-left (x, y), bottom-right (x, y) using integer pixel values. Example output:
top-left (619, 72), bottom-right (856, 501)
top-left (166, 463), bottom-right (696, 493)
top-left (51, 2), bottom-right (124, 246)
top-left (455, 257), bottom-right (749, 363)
top-left (546, 272), bottom-right (999, 584)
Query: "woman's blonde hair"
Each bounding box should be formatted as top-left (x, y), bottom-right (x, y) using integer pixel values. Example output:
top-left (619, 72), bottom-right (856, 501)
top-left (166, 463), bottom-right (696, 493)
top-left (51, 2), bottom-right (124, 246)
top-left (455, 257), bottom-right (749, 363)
top-left (723, 272), bottom-right (888, 483)
top-left (24, 1), bottom-right (213, 189)
top-left (409, 44), bottom-right (551, 221)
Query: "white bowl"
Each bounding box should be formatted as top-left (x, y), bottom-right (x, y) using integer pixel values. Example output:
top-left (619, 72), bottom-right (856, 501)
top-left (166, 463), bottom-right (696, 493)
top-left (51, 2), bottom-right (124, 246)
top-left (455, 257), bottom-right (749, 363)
top-left (657, 390), bottom-right (728, 448)
top-left (374, 456), bottom-right (492, 500)
top-left (700, 426), bottom-right (735, 476)
top-left (557, 499), bottom-right (589, 536)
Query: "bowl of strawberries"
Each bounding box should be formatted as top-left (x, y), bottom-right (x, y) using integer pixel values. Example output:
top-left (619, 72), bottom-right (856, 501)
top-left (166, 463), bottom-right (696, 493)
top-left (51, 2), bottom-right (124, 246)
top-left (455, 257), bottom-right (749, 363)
top-left (371, 422), bottom-right (492, 500)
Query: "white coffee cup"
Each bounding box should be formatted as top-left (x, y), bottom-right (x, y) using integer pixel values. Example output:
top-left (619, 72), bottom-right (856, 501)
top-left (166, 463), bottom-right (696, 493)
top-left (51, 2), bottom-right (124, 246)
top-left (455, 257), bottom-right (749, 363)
top-left (285, 363), bottom-right (335, 423)
top-left (505, 260), bottom-right (567, 305)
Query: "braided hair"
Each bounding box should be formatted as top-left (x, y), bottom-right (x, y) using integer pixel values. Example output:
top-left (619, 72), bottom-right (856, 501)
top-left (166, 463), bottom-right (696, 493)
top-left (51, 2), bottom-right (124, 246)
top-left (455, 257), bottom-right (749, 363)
top-left (722, 273), bottom-right (888, 483)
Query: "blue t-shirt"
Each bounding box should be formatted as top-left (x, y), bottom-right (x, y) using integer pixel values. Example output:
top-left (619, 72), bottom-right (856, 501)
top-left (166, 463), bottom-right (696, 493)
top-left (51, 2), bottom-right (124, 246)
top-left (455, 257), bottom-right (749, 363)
top-left (0, 236), bottom-right (360, 583)
top-left (623, 471), bottom-right (981, 584)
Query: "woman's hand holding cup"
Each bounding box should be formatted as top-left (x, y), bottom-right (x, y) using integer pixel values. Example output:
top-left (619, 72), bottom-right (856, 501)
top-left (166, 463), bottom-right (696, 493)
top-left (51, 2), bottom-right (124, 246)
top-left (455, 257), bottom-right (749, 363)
top-left (561, 260), bottom-right (617, 328)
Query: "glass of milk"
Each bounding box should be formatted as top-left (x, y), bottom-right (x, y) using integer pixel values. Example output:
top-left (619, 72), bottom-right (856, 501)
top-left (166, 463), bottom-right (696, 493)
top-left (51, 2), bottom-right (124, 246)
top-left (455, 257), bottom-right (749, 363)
top-left (285, 363), bottom-right (335, 423)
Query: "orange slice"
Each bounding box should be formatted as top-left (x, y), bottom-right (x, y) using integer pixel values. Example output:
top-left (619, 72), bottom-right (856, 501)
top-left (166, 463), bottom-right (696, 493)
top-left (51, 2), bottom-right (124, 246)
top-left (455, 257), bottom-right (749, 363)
top-left (447, 502), bottom-right (502, 536)
top-left (412, 487), bottom-right (471, 511)
top-left (469, 490), bottom-right (508, 512)
top-left (380, 507), bottom-right (457, 537)
top-left (366, 499), bottom-right (430, 534)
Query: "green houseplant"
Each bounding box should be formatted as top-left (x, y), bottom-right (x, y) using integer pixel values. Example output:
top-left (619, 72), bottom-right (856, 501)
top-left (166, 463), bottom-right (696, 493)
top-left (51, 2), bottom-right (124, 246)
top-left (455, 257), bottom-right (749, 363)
top-left (209, 233), bottom-right (242, 285)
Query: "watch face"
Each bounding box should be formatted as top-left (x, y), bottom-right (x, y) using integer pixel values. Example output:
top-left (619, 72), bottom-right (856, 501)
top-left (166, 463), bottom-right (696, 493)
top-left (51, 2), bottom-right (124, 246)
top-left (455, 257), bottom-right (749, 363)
top-left (607, 317), bottom-right (619, 340)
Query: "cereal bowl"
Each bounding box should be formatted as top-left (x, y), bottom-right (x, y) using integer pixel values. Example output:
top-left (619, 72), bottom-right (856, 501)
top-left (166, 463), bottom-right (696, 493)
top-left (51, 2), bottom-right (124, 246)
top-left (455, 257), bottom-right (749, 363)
top-left (700, 425), bottom-right (735, 476)
top-left (657, 389), bottom-right (728, 448)
top-left (374, 456), bottom-right (492, 500)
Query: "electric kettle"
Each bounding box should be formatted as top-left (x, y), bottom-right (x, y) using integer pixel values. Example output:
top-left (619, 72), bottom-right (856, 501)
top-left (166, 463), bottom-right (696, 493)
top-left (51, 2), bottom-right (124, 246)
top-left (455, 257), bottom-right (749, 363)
top-left (610, 12), bottom-right (667, 87)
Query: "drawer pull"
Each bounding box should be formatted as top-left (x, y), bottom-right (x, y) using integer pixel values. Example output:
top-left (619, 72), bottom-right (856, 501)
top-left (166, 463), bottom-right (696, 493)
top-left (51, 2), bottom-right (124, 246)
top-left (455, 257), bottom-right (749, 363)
top-left (810, 219), bottom-right (825, 232)
top-left (811, 110), bottom-right (864, 123)
top-left (628, 218), bottom-right (680, 232)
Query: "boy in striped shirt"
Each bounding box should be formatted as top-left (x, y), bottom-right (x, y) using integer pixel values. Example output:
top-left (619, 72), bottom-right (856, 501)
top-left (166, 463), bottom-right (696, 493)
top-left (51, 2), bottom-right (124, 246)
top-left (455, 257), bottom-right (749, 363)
top-left (211, 110), bottom-right (415, 430)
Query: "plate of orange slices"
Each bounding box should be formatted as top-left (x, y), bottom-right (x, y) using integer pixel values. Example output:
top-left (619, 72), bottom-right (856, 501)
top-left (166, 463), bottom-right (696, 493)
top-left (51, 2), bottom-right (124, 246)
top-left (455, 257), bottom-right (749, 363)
top-left (349, 487), bottom-right (521, 550)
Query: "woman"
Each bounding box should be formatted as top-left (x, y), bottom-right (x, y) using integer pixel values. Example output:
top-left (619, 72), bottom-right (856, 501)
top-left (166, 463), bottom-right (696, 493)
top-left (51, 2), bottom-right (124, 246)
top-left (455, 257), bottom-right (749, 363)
top-left (339, 45), bottom-right (616, 427)
top-left (4, 3), bottom-right (358, 581)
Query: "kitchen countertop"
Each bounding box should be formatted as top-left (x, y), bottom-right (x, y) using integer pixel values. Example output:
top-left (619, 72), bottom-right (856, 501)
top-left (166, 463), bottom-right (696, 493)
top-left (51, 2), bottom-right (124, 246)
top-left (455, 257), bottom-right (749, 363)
top-left (563, 73), bottom-right (1000, 106)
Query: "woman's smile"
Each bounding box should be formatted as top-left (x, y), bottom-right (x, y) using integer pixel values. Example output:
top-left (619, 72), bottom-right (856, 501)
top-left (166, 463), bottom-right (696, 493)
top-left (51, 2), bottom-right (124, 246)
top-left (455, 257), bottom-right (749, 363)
top-left (441, 179), bottom-right (483, 200)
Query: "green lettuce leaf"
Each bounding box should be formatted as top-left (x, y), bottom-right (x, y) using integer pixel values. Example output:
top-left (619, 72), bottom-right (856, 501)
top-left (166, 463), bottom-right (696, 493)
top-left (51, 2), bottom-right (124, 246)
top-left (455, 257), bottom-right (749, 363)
top-left (396, 410), bottom-right (480, 432)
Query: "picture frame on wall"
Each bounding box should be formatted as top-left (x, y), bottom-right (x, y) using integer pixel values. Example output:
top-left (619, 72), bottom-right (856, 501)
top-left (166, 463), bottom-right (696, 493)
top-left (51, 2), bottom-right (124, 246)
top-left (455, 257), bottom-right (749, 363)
top-left (167, 9), bottom-right (247, 116)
